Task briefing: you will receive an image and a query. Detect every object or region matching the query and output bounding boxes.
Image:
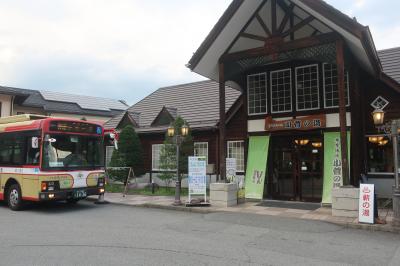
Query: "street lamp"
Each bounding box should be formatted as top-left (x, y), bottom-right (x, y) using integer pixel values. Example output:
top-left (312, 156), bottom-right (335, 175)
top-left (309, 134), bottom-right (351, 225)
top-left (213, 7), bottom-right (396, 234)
top-left (167, 123), bottom-right (189, 206)
top-left (372, 109), bottom-right (400, 226)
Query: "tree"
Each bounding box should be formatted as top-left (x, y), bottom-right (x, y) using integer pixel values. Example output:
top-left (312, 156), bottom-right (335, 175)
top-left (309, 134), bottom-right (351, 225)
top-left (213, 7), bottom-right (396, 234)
top-left (158, 117), bottom-right (193, 188)
top-left (108, 125), bottom-right (144, 182)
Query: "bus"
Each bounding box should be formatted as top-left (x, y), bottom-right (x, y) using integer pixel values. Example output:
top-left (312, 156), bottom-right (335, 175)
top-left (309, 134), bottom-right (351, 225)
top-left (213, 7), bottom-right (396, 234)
top-left (0, 115), bottom-right (105, 210)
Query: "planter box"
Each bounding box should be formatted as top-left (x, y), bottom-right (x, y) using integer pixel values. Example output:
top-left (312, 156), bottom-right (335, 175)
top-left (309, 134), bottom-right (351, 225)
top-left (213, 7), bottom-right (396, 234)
top-left (332, 187), bottom-right (359, 218)
top-left (210, 183), bottom-right (238, 207)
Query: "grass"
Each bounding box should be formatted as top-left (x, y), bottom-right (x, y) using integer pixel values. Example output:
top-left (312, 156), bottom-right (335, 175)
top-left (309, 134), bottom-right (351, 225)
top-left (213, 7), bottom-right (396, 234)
top-left (105, 183), bottom-right (189, 197)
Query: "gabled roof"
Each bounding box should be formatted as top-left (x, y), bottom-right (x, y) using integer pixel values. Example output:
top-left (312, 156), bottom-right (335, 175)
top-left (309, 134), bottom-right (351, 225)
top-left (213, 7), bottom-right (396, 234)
top-left (0, 86), bottom-right (128, 117)
top-left (188, 0), bottom-right (381, 81)
top-left (105, 80), bottom-right (241, 132)
top-left (150, 106), bottom-right (177, 127)
top-left (378, 47), bottom-right (400, 84)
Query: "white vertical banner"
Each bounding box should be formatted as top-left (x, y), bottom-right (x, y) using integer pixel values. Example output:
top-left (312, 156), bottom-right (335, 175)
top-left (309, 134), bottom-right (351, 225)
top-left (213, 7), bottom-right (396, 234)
top-left (226, 158), bottom-right (237, 183)
top-left (188, 156), bottom-right (207, 203)
top-left (359, 184), bottom-right (375, 224)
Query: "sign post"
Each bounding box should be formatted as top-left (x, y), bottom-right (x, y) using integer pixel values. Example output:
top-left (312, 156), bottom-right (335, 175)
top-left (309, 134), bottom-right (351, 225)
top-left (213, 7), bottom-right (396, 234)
top-left (188, 156), bottom-right (207, 205)
top-left (226, 158), bottom-right (245, 203)
top-left (359, 184), bottom-right (375, 224)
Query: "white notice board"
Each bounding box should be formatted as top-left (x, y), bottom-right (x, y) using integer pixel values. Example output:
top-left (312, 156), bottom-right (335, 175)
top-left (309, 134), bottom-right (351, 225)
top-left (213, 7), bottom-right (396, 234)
top-left (359, 184), bottom-right (375, 224)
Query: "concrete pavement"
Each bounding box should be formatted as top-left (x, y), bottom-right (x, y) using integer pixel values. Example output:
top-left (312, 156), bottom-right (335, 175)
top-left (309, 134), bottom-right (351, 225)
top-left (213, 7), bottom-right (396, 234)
top-left (90, 193), bottom-right (399, 233)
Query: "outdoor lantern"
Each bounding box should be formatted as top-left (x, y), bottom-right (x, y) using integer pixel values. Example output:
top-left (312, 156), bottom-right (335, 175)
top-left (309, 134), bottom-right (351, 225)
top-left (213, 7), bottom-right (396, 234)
top-left (167, 125), bottom-right (175, 137)
top-left (368, 136), bottom-right (384, 144)
top-left (181, 123), bottom-right (189, 137)
top-left (372, 109), bottom-right (385, 126)
top-left (295, 139), bottom-right (310, 146)
top-left (378, 139), bottom-right (389, 146)
top-left (312, 142), bottom-right (323, 148)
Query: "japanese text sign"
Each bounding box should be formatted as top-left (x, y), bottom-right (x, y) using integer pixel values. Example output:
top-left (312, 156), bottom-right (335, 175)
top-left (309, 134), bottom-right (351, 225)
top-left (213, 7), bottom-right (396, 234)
top-left (265, 115), bottom-right (326, 132)
top-left (359, 184), bottom-right (375, 224)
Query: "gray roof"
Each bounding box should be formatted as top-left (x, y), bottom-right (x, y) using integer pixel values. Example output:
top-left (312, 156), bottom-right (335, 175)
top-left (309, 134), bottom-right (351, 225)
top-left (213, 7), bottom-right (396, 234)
top-left (105, 80), bottom-right (242, 131)
top-left (378, 47), bottom-right (400, 84)
top-left (0, 86), bottom-right (128, 117)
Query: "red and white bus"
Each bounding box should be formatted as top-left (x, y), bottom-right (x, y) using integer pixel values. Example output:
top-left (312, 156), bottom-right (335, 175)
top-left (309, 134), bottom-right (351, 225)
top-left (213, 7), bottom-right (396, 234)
top-left (0, 115), bottom-right (105, 210)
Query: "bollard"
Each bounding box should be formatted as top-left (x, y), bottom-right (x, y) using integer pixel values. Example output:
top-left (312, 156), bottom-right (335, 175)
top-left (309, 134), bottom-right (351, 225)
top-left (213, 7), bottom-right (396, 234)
top-left (94, 193), bottom-right (109, 205)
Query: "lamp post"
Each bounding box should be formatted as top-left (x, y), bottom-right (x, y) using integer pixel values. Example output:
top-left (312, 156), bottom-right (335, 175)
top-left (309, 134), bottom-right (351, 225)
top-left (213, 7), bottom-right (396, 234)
top-left (372, 109), bottom-right (400, 226)
top-left (167, 123), bottom-right (189, 206)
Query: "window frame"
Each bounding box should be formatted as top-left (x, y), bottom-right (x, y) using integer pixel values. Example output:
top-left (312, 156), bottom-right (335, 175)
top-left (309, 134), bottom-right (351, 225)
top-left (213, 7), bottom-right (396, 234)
top-left (247, 72), bottom-right (268, 116)
top-left (295, 64), bottom-right (320, 111)
top-left (227, 140), bottom-right (245, 173)
top-left (322, 63), bottom-right (350, 109)
top-left (270, 68), bottom-right (293, 114)
top-left (365, 134), bottom-right (395, 176)
top-left (194, 142), bottom-right (209, 164)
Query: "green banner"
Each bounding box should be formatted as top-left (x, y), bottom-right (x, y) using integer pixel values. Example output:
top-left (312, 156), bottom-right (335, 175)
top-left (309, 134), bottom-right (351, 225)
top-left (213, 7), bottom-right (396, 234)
top-left (322, 132), bottom-right (351, 204)
top-left (245, 136), bottom-right (270, 199)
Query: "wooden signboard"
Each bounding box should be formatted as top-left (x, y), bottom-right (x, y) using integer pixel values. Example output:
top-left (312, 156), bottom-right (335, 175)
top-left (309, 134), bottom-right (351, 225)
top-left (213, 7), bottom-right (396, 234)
top-left (265, 114), bottom-right (326, 132)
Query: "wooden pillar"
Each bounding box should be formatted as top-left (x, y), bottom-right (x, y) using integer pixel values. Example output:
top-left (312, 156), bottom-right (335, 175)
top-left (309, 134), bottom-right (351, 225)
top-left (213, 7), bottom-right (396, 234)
top-left (219, 62), bottom-right (226, 181)
top-left (350, 65), bottom-right (361, 185)
top-left (336, 39), bottom-right (350, 186)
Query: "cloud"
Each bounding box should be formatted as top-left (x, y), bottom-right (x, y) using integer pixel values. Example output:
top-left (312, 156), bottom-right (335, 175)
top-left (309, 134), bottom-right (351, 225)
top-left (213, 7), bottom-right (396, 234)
top-left (0, 0), bottom-right (230, 104)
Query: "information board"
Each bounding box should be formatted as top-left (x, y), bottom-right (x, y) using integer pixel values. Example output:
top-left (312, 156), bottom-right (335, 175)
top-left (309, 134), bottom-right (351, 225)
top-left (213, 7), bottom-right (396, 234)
top-left (188, 156), bottom-right (207, 203)
top-left (359, 184), bottom-right (375, 224)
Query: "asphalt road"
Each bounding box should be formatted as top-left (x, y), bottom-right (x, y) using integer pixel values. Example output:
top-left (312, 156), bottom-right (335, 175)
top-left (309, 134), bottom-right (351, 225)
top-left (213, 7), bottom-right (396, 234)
top-left (0, 201), bottom-right (399, 266)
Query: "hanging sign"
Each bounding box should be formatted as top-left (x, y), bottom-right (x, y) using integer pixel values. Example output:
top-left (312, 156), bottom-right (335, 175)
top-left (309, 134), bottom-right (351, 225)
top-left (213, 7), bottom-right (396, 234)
top-left (265, 114), bottom-right (326, 132)
top-left (188, 156), bottom-right (207, 203)
top-left (359, 184), bottom-right (375, 224)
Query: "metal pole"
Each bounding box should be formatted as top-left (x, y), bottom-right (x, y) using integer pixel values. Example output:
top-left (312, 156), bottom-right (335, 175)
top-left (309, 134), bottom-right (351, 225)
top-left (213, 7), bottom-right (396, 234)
top-left (174, 136), bottom-right (182, 205)
top-left (392, 120), bottom-right (400, 226)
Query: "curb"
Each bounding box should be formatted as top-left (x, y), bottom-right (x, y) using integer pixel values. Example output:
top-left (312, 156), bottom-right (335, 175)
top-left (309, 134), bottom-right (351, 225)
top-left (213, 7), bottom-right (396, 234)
top-left (86, 197), bottom-right (215, 214)
top-left (86, 198), bottom-right (400, 234)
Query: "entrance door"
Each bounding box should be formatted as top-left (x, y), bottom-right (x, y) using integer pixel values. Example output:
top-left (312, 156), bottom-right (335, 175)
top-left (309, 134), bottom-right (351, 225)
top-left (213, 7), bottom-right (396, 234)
top-left (268, 135), bottom-right (323, 202)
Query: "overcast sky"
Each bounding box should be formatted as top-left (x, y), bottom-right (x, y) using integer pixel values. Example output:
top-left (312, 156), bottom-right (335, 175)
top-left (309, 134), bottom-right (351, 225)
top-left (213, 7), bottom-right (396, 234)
top-left (0, 0), bottom-right (399, 106)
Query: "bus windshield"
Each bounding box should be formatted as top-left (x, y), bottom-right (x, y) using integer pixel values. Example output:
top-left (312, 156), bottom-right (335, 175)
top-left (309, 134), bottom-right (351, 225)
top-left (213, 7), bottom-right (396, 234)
top-left (42, 134), bottom-right (104, 170)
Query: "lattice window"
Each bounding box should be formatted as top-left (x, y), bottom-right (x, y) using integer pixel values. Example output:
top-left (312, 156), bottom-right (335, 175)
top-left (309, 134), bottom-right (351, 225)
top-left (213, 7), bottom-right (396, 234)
top-left (296, 64), bottom-right (320, 111)
top-left (194, 142), bottom-right (208, 164)
top-left (270, 69), bottom-right (292, 113)
top-left (247, 73), bottom-right (267, 115)
top-left (371, 96), bottom-right (389, 110)
top-left (323, 63), bottom-right (350, 108)
top-left (227, 141), bottom-right (245, 172)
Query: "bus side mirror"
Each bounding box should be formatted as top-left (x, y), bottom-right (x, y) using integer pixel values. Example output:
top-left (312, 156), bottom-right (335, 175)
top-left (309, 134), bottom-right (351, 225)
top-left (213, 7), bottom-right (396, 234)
top-left (32, 137), bottom-right (39, 149)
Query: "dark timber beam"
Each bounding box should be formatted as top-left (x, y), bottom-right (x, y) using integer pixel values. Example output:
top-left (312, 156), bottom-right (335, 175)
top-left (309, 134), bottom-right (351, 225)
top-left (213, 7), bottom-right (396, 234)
top-left (271, 0), bottom-right (277, 35)
top-left (256, 14), bottom-right (272, 36)
top-left (218, 62), bottom-right (226, 181)
top-left (282, 16), bottom-right (314, 37)
top-left (336, 39), bottom-right (350, 186)
top-left (240, 33), bottom-right (267, 42)
top-left (277, 3), bottom-right (295, 33)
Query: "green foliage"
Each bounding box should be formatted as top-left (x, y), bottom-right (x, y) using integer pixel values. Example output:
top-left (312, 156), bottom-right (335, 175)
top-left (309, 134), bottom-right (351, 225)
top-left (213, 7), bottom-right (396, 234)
top-left (158, 116), bottom-right (194, 186)
top-left (108, 125), bottom-right (144, 182)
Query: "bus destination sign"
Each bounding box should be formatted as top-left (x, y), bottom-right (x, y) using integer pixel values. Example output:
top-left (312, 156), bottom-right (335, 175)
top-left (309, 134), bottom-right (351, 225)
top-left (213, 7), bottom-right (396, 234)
top-left (49, 121), bottom-right (102, 135)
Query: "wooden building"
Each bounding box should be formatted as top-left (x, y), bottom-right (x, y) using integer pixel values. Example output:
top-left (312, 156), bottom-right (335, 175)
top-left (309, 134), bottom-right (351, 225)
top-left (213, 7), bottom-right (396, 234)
top-left (187, 0), bottom-right (400, 203)
top-left (104, 81), bottom-right (248, 183)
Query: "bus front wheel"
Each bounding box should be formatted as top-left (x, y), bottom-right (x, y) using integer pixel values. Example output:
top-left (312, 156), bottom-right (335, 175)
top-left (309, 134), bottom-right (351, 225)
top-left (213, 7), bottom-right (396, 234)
top-left (7, 184), bottom-right (24, 211)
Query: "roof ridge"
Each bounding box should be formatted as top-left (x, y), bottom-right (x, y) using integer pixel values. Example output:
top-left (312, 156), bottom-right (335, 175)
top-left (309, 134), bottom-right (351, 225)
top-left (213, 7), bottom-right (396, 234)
top-left (39, 89), bottom-right (125, 102)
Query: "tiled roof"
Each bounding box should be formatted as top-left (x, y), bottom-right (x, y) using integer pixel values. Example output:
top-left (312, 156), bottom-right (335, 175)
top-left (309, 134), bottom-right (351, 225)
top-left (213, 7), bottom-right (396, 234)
top-left (0, 85), bottom-right (128, 117)
top-left (378, 47), bottom-right (400, 84)
top-left (105, 80), bottom-right (241, 131)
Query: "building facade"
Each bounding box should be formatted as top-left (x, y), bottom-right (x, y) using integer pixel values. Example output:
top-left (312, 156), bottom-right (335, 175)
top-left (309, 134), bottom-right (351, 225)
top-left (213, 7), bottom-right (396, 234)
top-left (187, 0), bottom-right (400, 203)
top-left (104, 81), bottom-right (248, 185)
top-left (0, 86), bottom-right (128, 122)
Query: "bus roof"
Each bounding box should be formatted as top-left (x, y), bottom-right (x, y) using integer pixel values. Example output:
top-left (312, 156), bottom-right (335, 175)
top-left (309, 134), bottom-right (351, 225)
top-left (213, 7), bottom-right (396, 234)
top-left (0, 114), bottom-right (103, 133)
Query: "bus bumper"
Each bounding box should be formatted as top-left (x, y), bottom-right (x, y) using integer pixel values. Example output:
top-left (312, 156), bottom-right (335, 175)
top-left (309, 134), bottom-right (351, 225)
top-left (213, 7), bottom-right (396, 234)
top-left (39, 187), bottom-right (105, 201)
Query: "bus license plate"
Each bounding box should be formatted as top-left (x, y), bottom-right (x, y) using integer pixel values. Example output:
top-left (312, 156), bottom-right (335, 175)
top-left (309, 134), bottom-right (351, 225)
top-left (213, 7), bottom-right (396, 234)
top-left (73, 190), bottom-right (87, 199)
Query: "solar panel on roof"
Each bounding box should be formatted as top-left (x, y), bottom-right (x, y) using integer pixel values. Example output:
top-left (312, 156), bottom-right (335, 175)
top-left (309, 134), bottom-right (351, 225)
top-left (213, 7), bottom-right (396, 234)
top-left (40, 91), bottom-right (127, 111)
